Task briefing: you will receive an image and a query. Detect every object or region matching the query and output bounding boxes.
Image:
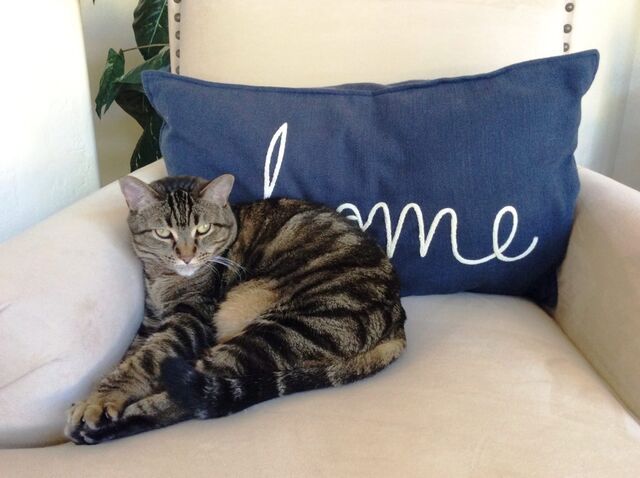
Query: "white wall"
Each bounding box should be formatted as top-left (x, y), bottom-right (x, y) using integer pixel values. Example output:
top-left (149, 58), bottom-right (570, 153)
top-left (572, 0), bottom-right (640, 180)
top-left (613, 29), bottom-right (640, 190)
top-left (80, 0), bottom-right (144, 185)
top-left (0, 0), bottom-right (99, 243)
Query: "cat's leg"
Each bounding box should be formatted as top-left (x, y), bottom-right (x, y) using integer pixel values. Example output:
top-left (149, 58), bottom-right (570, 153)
top-left (159, 314), bottom-right (406, 419)
top-left (77, 316), bottom-right (405, 445)
top-left (120, 310), bottom-right (184, 359)
top-left (65, 311), bottom-right (215, 443)
top-left (121, 315), bottom-right (158, 359)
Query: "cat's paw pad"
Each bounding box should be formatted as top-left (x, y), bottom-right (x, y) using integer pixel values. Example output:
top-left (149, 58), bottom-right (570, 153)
top-left (65, 392), bottom-right (128, 442)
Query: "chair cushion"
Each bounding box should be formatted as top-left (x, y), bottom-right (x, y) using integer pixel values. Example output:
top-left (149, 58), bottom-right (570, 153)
top-left (3, 294), bottom-right (639, 476)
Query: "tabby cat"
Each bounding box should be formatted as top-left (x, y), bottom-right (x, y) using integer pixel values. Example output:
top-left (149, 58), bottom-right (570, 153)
top-left (65, 174), bottom-right (406, 444)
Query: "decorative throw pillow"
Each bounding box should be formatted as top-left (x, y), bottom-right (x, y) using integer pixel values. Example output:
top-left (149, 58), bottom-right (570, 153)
top-left (142, 50), bottom-right (598, 304)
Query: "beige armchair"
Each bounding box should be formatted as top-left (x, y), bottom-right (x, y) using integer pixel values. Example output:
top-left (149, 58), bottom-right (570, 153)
top-left (1, 1), bottom-right (639, 476)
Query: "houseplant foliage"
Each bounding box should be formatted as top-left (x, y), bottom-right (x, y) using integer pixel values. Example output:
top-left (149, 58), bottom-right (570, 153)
top-left (94, 0), bottom-right (170, 171)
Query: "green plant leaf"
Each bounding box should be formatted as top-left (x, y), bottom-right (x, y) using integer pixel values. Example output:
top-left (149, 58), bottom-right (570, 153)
top-left (116, 46), bottom-right (170, 86)
top-left (95, 48), bottom-right (125, 118)
top-left (115, 88), bottom-right (164, 170)
top-left (94, 0), bottom-right (169, 171)
top-left (114, 87), bottom-right (154, 128)
top-left (130, 112), bottom-right (164, 171)
top-left (133, 0), bottom-right (169, 60)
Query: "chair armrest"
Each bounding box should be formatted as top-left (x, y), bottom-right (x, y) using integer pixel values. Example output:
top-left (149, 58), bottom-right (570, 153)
top-left (0, 160), bottom-right (167, 448)
top-left (555, 167), bottom-right (640, 418)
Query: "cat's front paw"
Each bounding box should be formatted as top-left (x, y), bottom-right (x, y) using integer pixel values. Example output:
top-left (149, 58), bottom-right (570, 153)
top-left (65, 391), bottom-right (128, 444)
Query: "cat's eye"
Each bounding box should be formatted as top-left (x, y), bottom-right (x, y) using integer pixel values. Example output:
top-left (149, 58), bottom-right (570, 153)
top-left (195, 223), bottom-right (211, 235)
top-left (154, 228), bottom-right (172, 239)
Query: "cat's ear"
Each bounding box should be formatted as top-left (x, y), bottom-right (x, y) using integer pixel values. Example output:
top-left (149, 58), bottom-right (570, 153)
top-left (119, 176), bottom-right (159, 211)
top-left (200, 174), bottom-right (235, 207)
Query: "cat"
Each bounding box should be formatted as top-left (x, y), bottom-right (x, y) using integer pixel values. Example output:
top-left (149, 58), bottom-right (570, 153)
top-left (65, 173), bottom-right (406, 444)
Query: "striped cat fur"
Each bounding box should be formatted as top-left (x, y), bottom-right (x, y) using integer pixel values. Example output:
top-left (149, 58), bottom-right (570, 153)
top-left (65, 174), bottom-right (406, 444)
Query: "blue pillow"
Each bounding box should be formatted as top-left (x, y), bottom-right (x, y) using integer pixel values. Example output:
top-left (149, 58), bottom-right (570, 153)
top-left (142, 50), bottom-right (598, 304)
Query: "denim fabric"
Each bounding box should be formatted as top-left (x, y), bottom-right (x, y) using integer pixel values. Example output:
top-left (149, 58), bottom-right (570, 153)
top-left (143, 50), bottom-right (598, 303)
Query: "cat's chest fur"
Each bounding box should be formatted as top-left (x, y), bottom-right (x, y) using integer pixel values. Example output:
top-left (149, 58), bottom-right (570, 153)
top-left (145, 271), bottom-right (214, 318)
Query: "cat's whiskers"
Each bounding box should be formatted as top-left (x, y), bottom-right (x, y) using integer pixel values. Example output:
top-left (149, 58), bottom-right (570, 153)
top-left (202, 260), bottom-right (222, 279)
top-left (212, 255), bottom-right (245, 272)
top-left (207, 255), bottom-right (245, 281)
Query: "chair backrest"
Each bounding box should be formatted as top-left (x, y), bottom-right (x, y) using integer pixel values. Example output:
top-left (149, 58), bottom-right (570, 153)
top-left (169, 0), bottom-right (565, 84)
top-left (166, 0), bottom-right (640, 174)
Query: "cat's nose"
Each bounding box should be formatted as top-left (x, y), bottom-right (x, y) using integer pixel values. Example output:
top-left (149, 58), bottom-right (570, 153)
top-left (176, 247), bottom-right (195, 264)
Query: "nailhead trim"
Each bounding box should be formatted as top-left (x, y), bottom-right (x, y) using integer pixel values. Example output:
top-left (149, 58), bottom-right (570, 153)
top-left (563, 2), bottom-right (576, 54)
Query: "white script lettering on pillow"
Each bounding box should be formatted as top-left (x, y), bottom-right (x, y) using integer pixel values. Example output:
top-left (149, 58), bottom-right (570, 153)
top-left (263, 122), bottom-right (538, 265)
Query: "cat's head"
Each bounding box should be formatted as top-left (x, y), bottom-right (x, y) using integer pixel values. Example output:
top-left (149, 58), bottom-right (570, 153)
top-left (119, 174), bottom-right (237, 277)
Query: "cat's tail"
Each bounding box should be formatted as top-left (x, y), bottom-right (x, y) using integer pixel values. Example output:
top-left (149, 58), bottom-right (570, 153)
top-left (160, 334), bottom-right (406, 419)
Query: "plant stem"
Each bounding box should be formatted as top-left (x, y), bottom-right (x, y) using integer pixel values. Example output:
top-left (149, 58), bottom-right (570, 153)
top-left (122, 43), bottom-right (169, 53)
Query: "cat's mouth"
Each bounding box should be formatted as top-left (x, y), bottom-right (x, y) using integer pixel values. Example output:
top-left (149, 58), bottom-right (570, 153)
top-left (174, 262), bottom-right (201, 277)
